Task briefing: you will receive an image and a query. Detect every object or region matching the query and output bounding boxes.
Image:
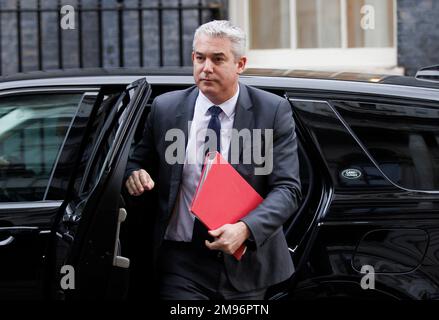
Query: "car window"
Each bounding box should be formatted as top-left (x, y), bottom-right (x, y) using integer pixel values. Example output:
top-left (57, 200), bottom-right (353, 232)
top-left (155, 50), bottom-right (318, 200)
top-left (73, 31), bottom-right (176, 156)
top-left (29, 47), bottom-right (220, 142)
top-left (0, 93), bottom-right (82, 202)
top-left (75, 92), bottom-right (124, 195)
top-left (290, 98), bottom-right (395, 191)
top-left (333, 100), bottom-right (439, 191)
top-left (76, 87), bottom-right (135, 196)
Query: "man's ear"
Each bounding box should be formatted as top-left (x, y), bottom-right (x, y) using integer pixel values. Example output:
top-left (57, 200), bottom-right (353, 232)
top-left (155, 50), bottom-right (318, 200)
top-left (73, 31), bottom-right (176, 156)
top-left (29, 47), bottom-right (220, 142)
top-left (191, 51), bottom-right (195, 63)
top-left (237, 56), bottom-right (247, 74)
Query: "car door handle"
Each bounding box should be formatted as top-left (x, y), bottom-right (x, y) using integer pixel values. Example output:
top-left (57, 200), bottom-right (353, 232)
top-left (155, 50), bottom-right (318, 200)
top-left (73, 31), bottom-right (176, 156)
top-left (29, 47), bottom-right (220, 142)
top-left (113, 208), bottom-right (130, 269)
top-left (0, 235), bottom-right (15, 246)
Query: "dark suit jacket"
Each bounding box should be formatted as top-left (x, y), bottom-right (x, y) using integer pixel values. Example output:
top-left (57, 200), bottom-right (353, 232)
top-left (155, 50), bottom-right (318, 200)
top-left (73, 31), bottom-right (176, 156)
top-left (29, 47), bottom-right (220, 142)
top-left (125, 82), bottom-right (301, 291)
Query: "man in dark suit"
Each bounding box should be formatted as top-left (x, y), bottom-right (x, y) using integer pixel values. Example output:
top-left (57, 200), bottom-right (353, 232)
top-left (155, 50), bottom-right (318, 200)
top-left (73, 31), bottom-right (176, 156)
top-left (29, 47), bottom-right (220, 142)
top-left (124, 20), bottom-right (301, 300)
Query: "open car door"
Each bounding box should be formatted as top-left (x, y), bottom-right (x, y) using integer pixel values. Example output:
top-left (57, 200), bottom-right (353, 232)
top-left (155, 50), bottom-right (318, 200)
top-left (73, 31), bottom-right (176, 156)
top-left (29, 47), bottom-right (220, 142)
top-left (49, 78), bottom-right (151, 299)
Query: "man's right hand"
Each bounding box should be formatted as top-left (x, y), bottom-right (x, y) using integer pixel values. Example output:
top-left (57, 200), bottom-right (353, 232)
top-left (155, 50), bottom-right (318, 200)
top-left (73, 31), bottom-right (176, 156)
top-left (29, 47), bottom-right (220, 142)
top-left (125, 169), bottom-right (155, 196)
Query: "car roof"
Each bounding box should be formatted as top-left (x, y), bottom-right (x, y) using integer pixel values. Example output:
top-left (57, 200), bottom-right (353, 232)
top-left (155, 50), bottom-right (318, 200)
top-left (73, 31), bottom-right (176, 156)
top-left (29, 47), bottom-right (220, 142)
top-left (0, 67), bottom-right (438, 89)
top-left (245, 68), bottom-right (439, 89)
top-left (1, 67), bottom-right (439, 103)
top-left (0, 68), bottom-right (192, 83)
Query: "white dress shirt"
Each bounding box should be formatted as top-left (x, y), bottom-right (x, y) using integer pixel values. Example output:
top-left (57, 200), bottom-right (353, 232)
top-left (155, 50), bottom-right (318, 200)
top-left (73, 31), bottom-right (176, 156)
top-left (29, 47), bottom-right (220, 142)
top-left (164, 86), bottom-right (240, 241)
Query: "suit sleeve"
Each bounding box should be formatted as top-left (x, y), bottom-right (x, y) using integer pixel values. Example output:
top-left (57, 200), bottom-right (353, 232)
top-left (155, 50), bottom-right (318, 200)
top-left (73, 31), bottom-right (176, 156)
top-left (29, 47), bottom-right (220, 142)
top-left (124, 97), bottom-right (158, 182)
top-left (240, 98), bottom-right (302, 248)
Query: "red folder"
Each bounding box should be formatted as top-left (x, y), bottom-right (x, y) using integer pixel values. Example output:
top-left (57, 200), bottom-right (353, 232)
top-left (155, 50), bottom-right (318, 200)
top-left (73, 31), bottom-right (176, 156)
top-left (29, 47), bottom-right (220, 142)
top-left (191, 151), bottom-right (263, 260)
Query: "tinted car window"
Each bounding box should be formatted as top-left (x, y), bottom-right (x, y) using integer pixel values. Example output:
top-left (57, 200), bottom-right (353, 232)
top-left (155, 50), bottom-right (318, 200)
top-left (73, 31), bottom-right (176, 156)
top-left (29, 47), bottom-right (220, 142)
top-left (333, 100), bottom-right (439, 191)
top-left (291, 99), bottom-right (394, 191)
top-left (76, 92), bottom-right (124, 195)
top-left (0, 94), bottom-right (82, 202)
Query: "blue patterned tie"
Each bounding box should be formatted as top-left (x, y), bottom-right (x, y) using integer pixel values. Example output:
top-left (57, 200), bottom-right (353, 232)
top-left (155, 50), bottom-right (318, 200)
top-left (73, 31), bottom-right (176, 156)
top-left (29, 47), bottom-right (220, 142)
top-left (192, 105), bottom-right (223, 246)
top-left (204, 105), bottom-right (223, 154)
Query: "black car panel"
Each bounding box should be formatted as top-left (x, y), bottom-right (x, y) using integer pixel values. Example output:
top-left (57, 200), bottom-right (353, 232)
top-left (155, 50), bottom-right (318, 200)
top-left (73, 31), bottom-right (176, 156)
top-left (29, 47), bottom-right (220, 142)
top-left (352, 228), bottom-right (429, 274)
top-left (0, 201), bottom-right (61, 299)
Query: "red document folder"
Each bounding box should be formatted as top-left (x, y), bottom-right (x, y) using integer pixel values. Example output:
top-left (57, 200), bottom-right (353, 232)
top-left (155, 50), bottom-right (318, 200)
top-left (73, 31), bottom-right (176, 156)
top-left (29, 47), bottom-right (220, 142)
top-left (191, 151), bottom-right (263, 260)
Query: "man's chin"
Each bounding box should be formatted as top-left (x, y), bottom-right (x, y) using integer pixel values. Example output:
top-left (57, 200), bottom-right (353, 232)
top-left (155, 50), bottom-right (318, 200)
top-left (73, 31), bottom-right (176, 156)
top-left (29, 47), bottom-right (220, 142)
top-left (199, 85), bottom-right (217, 96)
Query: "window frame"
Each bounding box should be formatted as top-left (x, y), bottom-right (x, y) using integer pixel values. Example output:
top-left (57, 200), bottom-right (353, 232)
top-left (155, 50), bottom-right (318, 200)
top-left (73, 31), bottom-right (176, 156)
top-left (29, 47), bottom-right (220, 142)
top-left (0, 87), bottom-right (99, 204)
top-left (229, 0), bottom-right (398, 70)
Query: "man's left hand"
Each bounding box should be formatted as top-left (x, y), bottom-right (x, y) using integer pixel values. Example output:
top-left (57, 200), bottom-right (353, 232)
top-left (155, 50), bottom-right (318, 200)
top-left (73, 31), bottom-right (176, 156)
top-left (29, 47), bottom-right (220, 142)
top-left (205, 221), bottom-right (250, 255)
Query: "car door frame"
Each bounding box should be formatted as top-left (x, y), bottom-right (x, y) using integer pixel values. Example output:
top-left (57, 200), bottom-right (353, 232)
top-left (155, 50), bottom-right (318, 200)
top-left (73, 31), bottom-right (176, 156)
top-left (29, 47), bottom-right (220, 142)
top-left (48, 78), bottom-right (152, 299)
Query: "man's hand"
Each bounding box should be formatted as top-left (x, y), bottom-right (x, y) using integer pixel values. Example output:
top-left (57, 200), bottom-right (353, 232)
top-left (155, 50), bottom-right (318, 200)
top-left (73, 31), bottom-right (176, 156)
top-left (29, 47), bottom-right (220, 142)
top-left (125, 169), bottom-right (155, 196)
top-left (205, 221), bottom-right (250, 255)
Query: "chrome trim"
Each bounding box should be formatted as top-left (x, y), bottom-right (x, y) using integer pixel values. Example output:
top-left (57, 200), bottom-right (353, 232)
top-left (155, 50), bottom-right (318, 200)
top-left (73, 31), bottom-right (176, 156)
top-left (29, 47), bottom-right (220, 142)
top-left (289, 246), bottom-right (298, 253)
top-left (0, 236), bottom-right (14, 246)
top-left (0, 200), bottom-right (63, 210)
top-left (0, 76), bottom-right (145, 89)
top-left (0, 87), bottom-right (100, 96)
top-left (0, 226), bottom-right (38, 231)
top-left (416, 70), bottom-right (439, 77)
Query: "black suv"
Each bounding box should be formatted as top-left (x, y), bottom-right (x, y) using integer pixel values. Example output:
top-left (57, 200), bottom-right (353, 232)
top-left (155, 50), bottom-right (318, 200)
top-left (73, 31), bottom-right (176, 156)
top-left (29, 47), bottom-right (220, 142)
top-left (0, 67), bottom-right (439, 300)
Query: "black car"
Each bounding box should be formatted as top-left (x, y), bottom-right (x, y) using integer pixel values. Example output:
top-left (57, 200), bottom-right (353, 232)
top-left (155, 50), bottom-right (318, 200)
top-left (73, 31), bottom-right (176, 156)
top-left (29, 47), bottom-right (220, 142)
top-left (1, 67), bottom-right (439, 300)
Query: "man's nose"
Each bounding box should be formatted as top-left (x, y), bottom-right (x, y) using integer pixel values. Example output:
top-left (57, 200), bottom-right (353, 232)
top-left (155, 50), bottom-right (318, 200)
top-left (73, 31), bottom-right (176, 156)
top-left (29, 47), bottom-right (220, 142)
top-left (202, 59), bottom-right (213, 73)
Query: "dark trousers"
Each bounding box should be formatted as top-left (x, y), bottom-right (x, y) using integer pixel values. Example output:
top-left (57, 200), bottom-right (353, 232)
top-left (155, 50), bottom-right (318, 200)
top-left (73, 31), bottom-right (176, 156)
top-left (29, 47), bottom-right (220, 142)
top-left (158, 240), bottom-right (266, 300)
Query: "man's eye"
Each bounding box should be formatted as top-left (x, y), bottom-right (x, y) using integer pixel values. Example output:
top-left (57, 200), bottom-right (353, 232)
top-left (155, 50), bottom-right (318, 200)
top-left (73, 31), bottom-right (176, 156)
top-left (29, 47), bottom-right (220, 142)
top-left (196, 56), bottom-right (204, 61)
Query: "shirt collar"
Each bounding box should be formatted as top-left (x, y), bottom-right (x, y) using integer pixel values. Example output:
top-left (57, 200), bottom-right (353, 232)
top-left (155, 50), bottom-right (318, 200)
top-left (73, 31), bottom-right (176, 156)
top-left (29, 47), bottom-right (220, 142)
top-left (197, 85), bottom-right (240, 119)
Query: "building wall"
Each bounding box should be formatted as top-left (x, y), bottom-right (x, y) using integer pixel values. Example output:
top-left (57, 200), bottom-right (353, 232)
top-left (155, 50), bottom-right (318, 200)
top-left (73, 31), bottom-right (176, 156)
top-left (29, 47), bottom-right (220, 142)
top-left (0, 0), bottom-right (226, 75)
top-left (1, 0), bottom-right (438, 76)
top-left (397, 0), bottom-right (439, 76)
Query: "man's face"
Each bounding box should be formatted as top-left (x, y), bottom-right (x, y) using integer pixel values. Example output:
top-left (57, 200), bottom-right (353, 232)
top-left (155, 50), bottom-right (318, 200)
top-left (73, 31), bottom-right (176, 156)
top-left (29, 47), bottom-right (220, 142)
top-left (192, 34), bottom-right (247, 105)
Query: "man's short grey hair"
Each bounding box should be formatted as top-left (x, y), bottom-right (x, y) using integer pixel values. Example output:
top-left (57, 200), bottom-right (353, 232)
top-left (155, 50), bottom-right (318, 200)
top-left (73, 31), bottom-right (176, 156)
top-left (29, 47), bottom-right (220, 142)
top-left (193, 20), bottom-right (246, 59)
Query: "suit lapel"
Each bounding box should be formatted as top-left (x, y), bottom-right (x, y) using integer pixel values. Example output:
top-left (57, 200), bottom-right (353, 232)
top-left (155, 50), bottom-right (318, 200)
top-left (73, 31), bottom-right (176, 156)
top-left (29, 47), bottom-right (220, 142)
top-left (229, 83), bottom-right (254, 170)
top-left (167, 83), bottom-right (253, 216)
top-left (167, 86), bottom-right (198, 216)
